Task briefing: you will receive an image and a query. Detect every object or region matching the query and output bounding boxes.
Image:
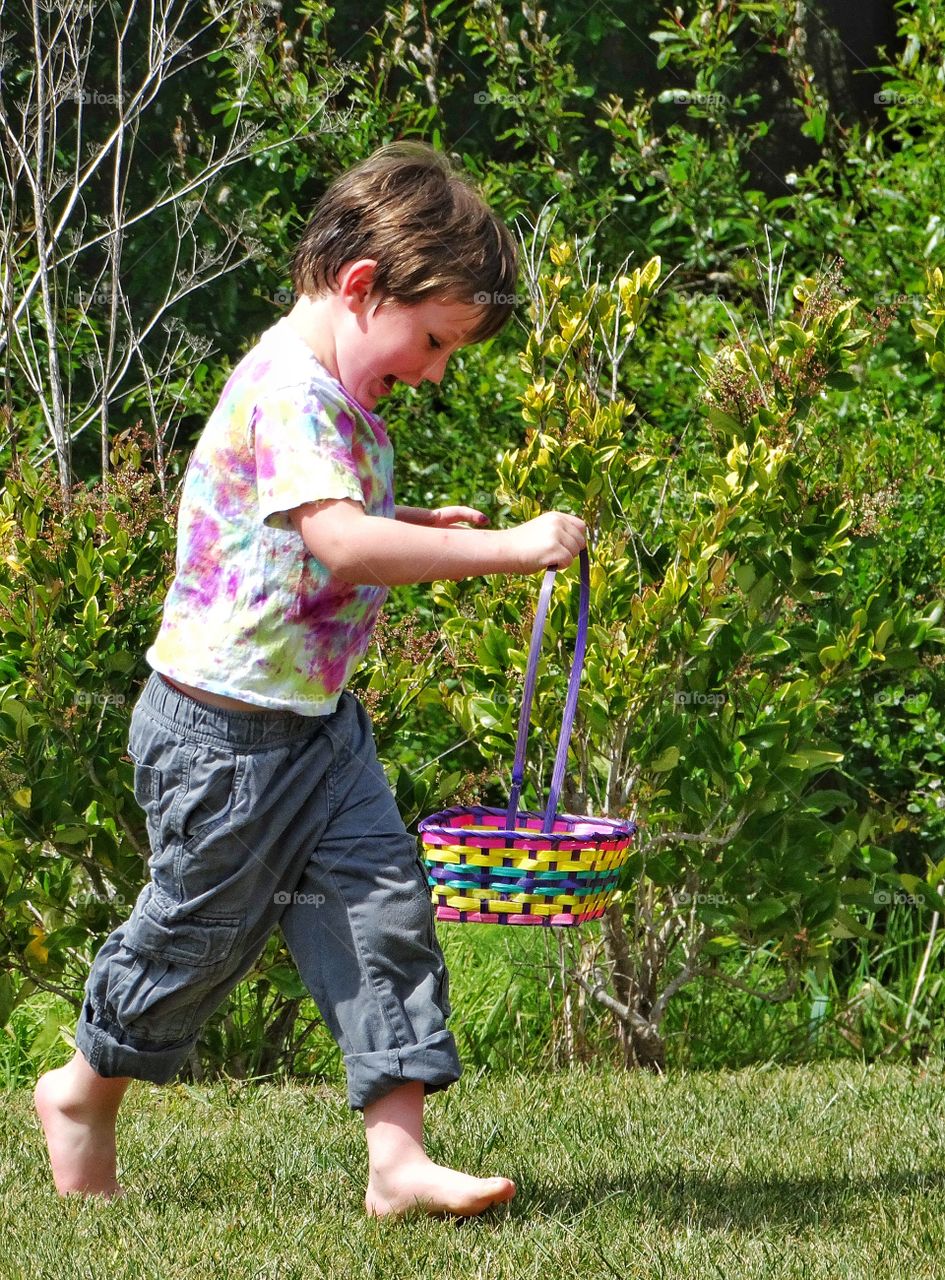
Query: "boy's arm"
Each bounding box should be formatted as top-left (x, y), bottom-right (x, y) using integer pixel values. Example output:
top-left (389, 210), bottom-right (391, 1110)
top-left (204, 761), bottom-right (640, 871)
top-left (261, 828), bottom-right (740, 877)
top-left (289, 498), bottom-right (585, 587)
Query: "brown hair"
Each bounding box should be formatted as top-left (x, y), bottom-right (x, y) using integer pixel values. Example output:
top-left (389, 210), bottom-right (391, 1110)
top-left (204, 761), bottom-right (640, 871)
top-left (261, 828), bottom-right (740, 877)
top-left (290, 141), bottom-right (519, 344)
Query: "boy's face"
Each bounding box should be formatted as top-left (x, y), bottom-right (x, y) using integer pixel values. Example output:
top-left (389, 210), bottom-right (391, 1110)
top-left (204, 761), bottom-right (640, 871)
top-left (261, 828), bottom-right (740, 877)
top-left (332, 261), bottom-right (486, 412)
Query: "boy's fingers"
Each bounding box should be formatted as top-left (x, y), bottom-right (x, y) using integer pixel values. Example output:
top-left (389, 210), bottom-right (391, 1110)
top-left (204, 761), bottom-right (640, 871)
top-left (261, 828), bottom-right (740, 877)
top-left (436, 506), bottom-right (489, 526)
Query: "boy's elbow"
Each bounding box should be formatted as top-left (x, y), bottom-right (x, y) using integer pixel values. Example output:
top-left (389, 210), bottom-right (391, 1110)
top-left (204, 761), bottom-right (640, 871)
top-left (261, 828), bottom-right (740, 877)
top-left (288, 498), bottom-right (365, 579)
top-left (315, 540), bottom-right (354, 579)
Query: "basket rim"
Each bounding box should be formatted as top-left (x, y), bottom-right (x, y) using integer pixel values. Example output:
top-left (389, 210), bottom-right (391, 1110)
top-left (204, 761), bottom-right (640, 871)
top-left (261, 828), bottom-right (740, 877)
top-left (418, 803), bottom-right (637, 843)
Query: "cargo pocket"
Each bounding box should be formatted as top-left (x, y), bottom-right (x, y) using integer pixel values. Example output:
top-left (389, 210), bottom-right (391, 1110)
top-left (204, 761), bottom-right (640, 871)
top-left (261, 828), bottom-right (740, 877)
top-left (129, 758), bottom-right (169, 882)
top-left (170, 743), bottom-right (248, 900)
top-left (132, 762), bottom-right (161, 808)
top-left (179, 744), bottom-right (247, 848)
top-left (113, 890), bottom-right (244, 1042)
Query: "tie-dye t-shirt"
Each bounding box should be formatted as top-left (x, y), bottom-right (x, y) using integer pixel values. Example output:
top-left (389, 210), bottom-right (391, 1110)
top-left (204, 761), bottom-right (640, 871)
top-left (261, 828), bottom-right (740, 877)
top-left (145, 316), bottom-right (394, 715)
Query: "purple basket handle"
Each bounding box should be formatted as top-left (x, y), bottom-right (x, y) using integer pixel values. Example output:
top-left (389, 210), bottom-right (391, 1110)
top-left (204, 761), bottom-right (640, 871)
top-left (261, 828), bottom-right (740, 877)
top-left (505, 547), bottom-right (590, 836)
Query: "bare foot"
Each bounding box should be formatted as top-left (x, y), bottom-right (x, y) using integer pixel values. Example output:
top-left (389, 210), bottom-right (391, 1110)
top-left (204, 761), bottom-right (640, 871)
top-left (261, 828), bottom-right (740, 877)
top-left (34, 1064), bottom-right (127, 1197)
top-left (365, 1157), bottom-right (516, 1218)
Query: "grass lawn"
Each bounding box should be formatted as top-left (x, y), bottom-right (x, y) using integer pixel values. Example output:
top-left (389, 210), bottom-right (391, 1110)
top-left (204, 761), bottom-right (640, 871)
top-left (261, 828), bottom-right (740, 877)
top-left (4, 1060), bottom-right (945, 1279)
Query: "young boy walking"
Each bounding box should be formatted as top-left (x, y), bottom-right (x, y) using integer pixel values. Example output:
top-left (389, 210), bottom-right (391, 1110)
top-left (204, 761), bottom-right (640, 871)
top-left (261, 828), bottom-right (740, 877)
top-left (35, 141), bottom-right (585, 1216)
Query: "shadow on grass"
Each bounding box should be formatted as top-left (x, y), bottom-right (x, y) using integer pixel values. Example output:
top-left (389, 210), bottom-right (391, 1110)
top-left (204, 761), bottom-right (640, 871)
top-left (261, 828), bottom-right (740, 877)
top-left (515, 1166), bottom-right (945, 1229)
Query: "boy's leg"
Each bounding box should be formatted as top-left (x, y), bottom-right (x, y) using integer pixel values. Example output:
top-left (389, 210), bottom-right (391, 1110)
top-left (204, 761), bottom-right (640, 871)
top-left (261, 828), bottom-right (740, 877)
top-left (38, 672), bottom-right (341, 1197)
top-left (34, 1049), bottom-right (132, 1197)
top-left (278, 692), bottom-right (515, 1216)
top-left (363, 1080), bottom-right (515, 1217)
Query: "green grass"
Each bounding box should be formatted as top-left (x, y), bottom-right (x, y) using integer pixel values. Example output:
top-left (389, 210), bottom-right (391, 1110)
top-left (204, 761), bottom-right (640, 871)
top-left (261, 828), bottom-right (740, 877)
top-left (5, 1061), bottom-right (945, 1279)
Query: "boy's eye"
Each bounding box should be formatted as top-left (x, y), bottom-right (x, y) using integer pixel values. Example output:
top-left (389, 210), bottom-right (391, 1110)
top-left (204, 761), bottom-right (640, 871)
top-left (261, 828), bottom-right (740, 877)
top-left (428, 333), bottom-right (442, 350)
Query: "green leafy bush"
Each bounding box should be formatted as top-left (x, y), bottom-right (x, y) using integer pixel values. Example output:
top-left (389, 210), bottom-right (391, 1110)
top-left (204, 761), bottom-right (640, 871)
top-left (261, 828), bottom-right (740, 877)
top-left (429, 227), bottom-right (945, 1067)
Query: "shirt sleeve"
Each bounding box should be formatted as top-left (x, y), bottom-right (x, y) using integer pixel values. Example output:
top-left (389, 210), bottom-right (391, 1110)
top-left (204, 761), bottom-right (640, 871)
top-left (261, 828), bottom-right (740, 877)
top-left (253, 386), bottom-right (365, 531)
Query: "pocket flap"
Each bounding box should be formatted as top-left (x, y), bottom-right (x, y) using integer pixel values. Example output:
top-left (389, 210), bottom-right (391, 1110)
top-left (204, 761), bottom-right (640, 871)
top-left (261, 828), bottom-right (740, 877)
top-left (129, 891), bottom-right (242, 970)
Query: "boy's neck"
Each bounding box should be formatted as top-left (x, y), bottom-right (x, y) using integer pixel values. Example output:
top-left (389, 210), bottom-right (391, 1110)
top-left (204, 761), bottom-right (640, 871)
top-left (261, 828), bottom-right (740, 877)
top-left (284, 294), bottom-right (340, 382)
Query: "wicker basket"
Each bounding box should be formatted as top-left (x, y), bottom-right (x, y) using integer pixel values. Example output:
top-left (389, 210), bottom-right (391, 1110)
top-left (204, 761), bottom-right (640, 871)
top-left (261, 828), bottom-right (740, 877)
top-left (418, 550), bottom-right (636, 926)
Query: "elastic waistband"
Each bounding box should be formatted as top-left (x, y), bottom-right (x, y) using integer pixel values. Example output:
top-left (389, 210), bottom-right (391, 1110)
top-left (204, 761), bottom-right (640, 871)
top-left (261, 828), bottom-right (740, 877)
top-left (136, 671), bottom-right (335, 750)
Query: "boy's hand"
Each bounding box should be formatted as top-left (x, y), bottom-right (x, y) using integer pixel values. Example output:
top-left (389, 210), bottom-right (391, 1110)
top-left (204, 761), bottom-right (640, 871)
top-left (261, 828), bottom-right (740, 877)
top-left (504, 512), bottom-right (586, 572)
top-left (431, 505), bottom-right (489, 528)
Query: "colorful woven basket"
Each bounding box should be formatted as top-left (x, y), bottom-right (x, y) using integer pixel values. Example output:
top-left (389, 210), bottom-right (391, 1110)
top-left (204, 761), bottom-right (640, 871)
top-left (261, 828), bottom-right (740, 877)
top-left (418, 549), bottom-right (636, 926)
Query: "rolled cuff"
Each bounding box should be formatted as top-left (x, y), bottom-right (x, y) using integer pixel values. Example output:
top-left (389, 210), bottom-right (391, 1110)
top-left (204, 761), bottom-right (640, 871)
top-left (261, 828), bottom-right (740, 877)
top-left (74, 998), bottom-right (195, 1084)
top-left (344, 1028), bottom-right (462, 1111)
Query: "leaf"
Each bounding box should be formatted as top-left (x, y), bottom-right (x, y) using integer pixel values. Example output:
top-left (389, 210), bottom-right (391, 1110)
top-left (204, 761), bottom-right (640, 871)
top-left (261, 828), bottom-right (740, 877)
top-left (780, 321), bottom-right (811, 345)
top-left (781, 746), bottom-right (844, 769)
top-left (801, 789), bottom-right (854, 815)
top-left (856, 844), bottom-right (898, 873)
top-left (703, 934), bottom-right (742, 954)
top-left (25, 933), bottom-right (49, 965)
top-left (265, 965), bottom-right (307, 999)
top-left (708, 406), bottom-right (741, 434)
top-left (801, 109), bottom-right (826, 145)
top-left (640, 256), bottom-right (661, 289)
top-left (750, 632), bottom-right (791, 657)
top-left (54, 826), bottom-right (90, 846)
top-left (0, 698), bottom-right (36, 734)
top-left (0, 972), bottom-right (13, 1028)
top-left (748, 898), bottom-right (789, 925)
top-left (29, 1005), bottom-right (63, 1058)
top-left (650, 746), bottom-right (680, 772)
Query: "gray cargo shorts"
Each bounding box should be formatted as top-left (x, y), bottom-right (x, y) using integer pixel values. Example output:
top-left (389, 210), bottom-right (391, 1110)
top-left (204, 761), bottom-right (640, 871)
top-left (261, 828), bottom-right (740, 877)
top-left (74, 671), bottom-right (460, 1110)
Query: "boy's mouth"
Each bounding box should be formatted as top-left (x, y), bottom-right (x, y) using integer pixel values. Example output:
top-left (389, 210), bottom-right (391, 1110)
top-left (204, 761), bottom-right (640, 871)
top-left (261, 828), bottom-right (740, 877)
top-left (382, 375), bottom-right (397, 391)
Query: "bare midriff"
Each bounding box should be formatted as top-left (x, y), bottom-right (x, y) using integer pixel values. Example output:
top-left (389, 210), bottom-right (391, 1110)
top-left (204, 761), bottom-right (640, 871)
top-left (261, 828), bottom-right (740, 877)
top-left (159, 673), bottom-right (275, 714)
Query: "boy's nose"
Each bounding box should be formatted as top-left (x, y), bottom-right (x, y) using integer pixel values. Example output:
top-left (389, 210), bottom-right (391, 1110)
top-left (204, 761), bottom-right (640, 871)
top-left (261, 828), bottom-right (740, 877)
top-left (423, 352), bottom-right (450, 385)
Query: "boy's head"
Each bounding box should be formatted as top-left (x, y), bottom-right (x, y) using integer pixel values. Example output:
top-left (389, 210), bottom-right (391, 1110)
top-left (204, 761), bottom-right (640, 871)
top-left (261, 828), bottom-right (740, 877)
top-left (289, 142), bottom-right (520, 411)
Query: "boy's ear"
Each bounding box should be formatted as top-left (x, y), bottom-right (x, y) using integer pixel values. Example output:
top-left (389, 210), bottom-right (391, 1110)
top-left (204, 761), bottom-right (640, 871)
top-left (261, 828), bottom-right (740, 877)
top-left (337, 259), bottom-right (380, 313)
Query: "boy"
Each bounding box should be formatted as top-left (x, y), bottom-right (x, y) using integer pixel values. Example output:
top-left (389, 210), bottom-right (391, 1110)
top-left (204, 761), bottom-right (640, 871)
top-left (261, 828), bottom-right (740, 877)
top-left (35, 141), bottom-right (585, 1216)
